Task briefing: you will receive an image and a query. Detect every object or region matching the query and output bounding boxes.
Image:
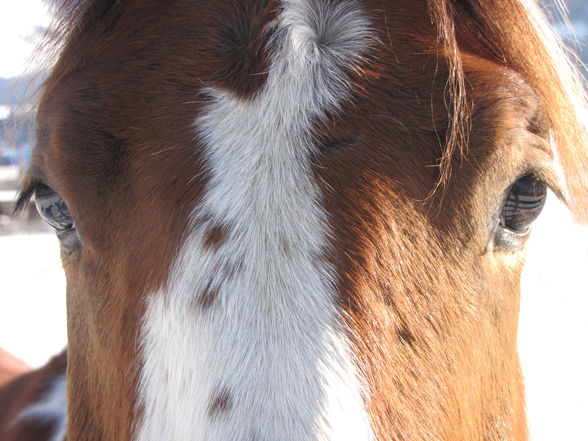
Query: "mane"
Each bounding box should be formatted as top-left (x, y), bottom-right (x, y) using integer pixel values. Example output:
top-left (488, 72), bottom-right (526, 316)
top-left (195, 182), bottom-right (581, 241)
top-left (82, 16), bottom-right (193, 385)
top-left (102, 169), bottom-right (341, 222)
top-left (43, 0), bottom-right (588, 221)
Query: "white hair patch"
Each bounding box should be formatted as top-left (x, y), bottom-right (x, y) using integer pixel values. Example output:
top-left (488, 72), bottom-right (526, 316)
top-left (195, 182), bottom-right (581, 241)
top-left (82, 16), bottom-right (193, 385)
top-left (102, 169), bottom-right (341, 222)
top-left (134, 1), bottom-right (374, 440)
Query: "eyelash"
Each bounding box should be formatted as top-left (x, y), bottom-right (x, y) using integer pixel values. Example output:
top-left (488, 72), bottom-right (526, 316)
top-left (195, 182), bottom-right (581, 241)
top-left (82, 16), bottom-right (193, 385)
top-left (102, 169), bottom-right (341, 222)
top-left (14, 179), bottom-right (44, 214)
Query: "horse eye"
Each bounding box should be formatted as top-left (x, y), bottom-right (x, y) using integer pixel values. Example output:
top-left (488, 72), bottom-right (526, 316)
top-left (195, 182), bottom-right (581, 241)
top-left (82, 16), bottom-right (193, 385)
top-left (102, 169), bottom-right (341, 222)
top-left (34, 184), bottom-right (75, 233)
top-left (500, 174), bottom-right (547, 234)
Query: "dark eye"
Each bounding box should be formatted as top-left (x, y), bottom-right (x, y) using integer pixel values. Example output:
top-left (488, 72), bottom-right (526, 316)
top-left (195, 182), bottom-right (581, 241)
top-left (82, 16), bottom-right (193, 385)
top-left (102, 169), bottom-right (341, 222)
top-left (499, 174), bottom-right (546, 236)
top-left (34, 184), bottom-right (75, 233)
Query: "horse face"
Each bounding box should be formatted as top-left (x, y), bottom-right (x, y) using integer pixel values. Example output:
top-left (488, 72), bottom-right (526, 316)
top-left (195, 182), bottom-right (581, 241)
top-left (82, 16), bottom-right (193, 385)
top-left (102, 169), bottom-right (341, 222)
top-left (23, 1), bottom-right (572, 440)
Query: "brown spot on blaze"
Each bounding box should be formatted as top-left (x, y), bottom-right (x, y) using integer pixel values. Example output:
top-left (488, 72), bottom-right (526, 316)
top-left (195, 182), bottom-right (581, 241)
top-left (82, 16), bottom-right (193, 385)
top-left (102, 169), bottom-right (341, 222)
top-left (191, 260), bottom-right (244, 311)
top-left (203, 223), bottom-right (230, 251)
top-left (194, 282), bottom-right (220, 310)
top-left (208, 388), bottom-right (233, 419)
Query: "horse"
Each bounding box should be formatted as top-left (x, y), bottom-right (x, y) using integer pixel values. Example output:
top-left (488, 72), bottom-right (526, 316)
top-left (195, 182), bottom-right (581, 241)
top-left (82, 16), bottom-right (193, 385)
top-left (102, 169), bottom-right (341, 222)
top-left (1, 0), bottom-right (587, 440)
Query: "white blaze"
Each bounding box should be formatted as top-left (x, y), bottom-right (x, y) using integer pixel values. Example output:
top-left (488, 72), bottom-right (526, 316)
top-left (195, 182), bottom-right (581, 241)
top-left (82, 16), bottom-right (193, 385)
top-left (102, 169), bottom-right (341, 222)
top-left (135, 1), bottom-right (374, 440)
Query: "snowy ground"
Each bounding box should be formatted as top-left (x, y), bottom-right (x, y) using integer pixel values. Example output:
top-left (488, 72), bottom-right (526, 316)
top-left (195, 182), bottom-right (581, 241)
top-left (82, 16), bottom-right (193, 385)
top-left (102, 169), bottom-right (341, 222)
top-left (0, 195), bottom-right (586, 440)
top-left (519, 196), bottom-right (588, 441)
top-left (0, 233), bottom-right (66, 367)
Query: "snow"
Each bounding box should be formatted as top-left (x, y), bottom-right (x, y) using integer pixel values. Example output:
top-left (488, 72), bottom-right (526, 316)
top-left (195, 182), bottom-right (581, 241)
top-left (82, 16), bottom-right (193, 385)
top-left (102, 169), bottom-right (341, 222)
top-left (0, 233), bottom-right (66, 368)
top-left (520, 196), bottom-right (588, 441)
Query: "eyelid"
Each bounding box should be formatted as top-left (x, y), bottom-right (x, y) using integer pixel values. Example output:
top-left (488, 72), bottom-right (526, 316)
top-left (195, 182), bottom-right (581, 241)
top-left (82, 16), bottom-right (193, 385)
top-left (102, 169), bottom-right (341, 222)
top-left (14, 165), bottom-right (51, 214)
top-left (530, 164), bottom-right (565, 203)
top-left (14, 178), bottom-right (44, 214)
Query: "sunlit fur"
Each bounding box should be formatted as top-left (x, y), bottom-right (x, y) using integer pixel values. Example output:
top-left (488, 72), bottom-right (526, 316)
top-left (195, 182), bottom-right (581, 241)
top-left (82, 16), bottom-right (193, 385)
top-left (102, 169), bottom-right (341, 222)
top-left (0, 1), bottom-right (587, 441)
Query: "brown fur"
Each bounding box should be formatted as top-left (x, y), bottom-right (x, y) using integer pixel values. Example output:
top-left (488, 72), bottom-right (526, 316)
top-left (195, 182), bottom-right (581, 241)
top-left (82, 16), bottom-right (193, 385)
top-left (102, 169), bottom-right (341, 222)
top-left (3, 0), bottom-right (587, 440)
top-left (315, 52), bottom-right (544, 440)
top-left (202, 223), bottom-right (230, 251)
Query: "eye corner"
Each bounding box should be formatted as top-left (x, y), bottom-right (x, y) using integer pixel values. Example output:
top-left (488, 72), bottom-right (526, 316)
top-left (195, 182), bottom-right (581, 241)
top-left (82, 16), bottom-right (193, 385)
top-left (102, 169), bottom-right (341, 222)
top-left (493, 223), bottom-right (532, 251)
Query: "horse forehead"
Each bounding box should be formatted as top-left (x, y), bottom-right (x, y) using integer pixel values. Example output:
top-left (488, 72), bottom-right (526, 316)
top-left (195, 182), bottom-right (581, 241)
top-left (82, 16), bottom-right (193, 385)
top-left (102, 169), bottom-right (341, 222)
top-left (43, 0), bottom-right (370, 98)
top-left (36, 0), bottom-right (548, 186)
top-left (38, 0), bottom-right (379, 162)
top-left (39, 2), bottom-right (538, 124)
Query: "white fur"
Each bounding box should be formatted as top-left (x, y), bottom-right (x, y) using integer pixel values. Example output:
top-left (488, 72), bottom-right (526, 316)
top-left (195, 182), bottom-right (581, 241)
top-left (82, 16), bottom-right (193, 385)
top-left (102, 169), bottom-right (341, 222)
top-left (134, 1), bottom-right (374, 441)
top-left (16, 374), bottom-right (67, 441)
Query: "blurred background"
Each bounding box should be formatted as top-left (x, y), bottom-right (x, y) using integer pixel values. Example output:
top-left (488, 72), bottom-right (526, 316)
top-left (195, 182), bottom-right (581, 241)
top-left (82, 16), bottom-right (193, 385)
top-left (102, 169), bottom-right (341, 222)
top-left (0, 1), bottom-right (586, 440)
